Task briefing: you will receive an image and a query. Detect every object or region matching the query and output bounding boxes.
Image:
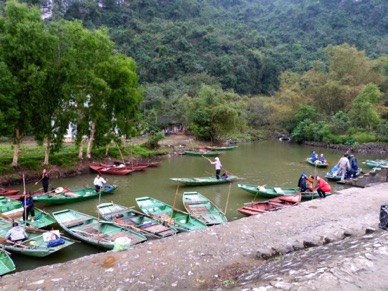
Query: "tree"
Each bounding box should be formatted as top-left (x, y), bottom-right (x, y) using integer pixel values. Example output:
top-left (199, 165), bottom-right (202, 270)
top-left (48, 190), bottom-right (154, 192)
top-left (0, 0), bottom-right (56, 166)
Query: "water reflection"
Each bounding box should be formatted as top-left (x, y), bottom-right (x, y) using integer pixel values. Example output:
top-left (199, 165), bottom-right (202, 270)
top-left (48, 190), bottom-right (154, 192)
top-left (9, 140), bottom-right (382, 272)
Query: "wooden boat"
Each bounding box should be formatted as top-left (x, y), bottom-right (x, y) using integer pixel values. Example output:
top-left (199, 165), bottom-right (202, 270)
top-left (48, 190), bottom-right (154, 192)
top-left (170, 176), bottom-right (238, 186)
top-left (237, 184), bottom-right (300, 199)
top-left (184, 150), bottom-right (220, 157)
top-left (182, 192), bottom-right (227, 225)
top-left (0, 218), bottom-right (74, 257)
top-left (89, 165), bottom-right (133, 175)
top-left (325, 167), bottom-right (362, 181)
top-left (133, 161), bottom-right (161, 167)
top-left (306, 157), bottom-right (329, 168)
top-left (97, 202), bottom-right (178, 239)
top-left (206, 146), bottom-right (238, 151)
top-left (362, 160), bottom-right (388, 169)
top-left (33, 185), bottom-right (117, 204)
top-left (7, 187), bottom-right (71, 200)
top-left (52, 209), bottom-right (147, 249)
top-left (237, 193), bottom-right (301, 216)
top-left (100, 163), bottom-right (148, 172)
top-left (0, 188), bottom-right (19, 197)
top-left (0, 250), bottom-right (15, 275)
top-left (0, 196), bottom-right (55, 228)
top-left (237, 184), bottom-right (330, 200)
top-left (136, 197), bottom-right (207, 232)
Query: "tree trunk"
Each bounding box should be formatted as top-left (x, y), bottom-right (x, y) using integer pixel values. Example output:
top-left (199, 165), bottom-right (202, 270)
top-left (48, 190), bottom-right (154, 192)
top-left (11, 128), bottom-right (21, 167)
top-left (105, 143), bottom-right (109, 156)
top-left (87, 123), bottom-right (96, 159)
top-left (78, 143), bottom-right (83, 159)
top-left (43, 139), bottom-right (50, 165)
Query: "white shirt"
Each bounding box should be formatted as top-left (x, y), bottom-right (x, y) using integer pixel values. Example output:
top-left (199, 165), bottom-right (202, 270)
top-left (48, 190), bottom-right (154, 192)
top-left (93, 176), bottom-right (106, 187)
top-left (211, 160), bottom-right (222, 170)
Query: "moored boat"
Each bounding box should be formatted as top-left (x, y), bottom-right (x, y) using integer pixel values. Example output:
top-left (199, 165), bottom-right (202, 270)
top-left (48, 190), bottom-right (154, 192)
top-left (33, 185), bottom-right (117, 204)
top-left (136, 197), bottom-right (207, 232)
top-left (97, 202), bottom-right (178, 239)
top-left (0, 250), bottom-right (15, 275)
top-left (0, 218), bottom-right (74, 257)
top-left (182, 192), bottom-right (227, 225)
top-left (237, 184), bottom-right (300, 199)
top-left (184, 150), bottom-right (220, 157)
top-left (89, 165), bottom-right (134, 175)
top-left (170, 176), bottom-right (238, 186)
top-left (52, 209), bottom-right (147, 249)
top-left (206, 146), bottom-right (238, 151)
top-left (0, 188), bottom-right (19, 197)
top-left (0, 197), bottom-right (55, 228)
top-left (325, 167), bottom-right (362, 181)
top-left (238, 193), bottom-right (301, 216)
top-left (100, 163), bottom-right (148, 172)
top-left (362, 160), bottom-right (388, 169)
top-left (306, 157), bottom-right (329, 168)
top-left (7, 187), bottom-right (71, 200)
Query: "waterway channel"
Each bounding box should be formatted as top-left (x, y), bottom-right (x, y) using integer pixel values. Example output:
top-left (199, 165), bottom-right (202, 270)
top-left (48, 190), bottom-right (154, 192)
top-left (8, 140), bottom-right (383, 272)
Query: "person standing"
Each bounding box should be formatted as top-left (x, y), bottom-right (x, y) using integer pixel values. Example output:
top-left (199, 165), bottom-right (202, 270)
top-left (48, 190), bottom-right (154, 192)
top-left (209, 157), bottom-right (222, 180)
top-left (315, 176), bottom-right (331, 199)
top-left (297, 172), bottom-right (308, 192)
top-left (93, 174), bottom-right (107, 192)
top-left (19, 191), bottom-right (35, 224)
top-left (35, 169), bottom-right (49, 193)
top-left (337, 154), bottom-right (350, 182)
top-left (349, 154), bottom-right (359, 178)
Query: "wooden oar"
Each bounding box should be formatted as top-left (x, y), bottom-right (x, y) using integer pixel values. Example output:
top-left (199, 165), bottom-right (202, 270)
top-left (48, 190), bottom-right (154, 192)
top-left (0, 238), bottom-right (28, 248)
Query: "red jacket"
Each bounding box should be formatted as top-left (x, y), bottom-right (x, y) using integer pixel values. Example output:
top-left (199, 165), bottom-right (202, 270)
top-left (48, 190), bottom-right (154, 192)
top-left (317, 178), bottom-right (331, 192)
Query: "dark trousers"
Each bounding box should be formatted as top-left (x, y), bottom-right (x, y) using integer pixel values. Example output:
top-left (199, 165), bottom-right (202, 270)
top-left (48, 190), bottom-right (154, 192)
top-left (43, 182), bottom-right (49, 193)
top-left (216, 169), bottom-right (221, 180)
top-left (95, 185), bottom-right (102, 192)
top-left (317, 189), bottom-right (326, 198)
top-left (23, 206), bottom-right (35, 221)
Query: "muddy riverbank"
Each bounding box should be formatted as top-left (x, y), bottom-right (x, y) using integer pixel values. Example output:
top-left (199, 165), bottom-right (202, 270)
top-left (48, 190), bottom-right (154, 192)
top-left (0, 182), bottom-right (387, 290)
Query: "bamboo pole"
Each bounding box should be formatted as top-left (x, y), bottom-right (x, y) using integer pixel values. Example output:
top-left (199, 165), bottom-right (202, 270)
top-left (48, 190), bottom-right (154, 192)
top-left (224, 182), bottom-right (232, 214)
top-left (169, 184), bottom-right (180, 225)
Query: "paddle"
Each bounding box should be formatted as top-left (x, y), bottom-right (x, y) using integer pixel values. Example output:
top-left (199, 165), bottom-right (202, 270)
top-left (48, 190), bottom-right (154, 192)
top-left (223, 182), bottom-right (232, 214)
top-left (0, 238), bottom-right (28, 248)
top-left (114, 220), bottom-right (161, 239)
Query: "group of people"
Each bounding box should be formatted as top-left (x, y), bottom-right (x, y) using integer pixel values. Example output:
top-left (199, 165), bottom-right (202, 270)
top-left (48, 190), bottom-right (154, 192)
top-left (310, 151), bottom-right (327, 164)
top-left (333, 152), bottom-right (358, 182)
top-left (297, 172), bottom-right (331, 199)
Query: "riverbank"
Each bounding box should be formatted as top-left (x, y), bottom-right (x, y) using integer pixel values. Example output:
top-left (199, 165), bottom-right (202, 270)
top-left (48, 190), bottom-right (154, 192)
top-left (1, 182), bottom-right (387, 290)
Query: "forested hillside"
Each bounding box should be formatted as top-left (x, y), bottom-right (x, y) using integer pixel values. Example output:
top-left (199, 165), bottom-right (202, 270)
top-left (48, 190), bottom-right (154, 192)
top-left (61, 0), bottom-right (388, 95)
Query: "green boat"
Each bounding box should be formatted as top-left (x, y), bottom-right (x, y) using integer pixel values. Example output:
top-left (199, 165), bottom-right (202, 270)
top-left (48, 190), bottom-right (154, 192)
top-left (52, 209), bottom-right (147, 249)
top-left (306, 157), bottom-right (329, 168)
top-left (182, 192), bottom-right (227, 225)
top-left (170, 176), bottom-right (238, 186)
top-left (0, 196), bottom-right (55, 228)
top-left (184, 150), bottom-right (220, 157)
top-left (0, 250), bottom-right (15, 275)
top-left (325, 167), bottom-right (362, 181)
top-left (136, 197), bottom-right (207, 232)
top-left (362, 160), bottom-right (388, 169)
top-left (97, 202), bottom-right (178, 239)
top-left (206, 146), bottom-right (238, 151)
top-left (33, 185), bottom-right (117, 204)
top-left (0, 218), bottom-right (74, 257)
top-left (237, 183), bottom-right (331, 200)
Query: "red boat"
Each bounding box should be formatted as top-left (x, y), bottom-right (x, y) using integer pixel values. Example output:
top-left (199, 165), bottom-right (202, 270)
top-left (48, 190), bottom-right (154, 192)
top-left (238, 193), bottom-right (301, 216)
top-left (90, 165), bottom-right (134, 175)
top-left (7, 187), bottom-right (71, 200)
top-left (0, 188), bottom-right (20, 197)
top-left (132, 162), bottom-right (161, 168)
top-left (100, 163), bottom-right (148, 172)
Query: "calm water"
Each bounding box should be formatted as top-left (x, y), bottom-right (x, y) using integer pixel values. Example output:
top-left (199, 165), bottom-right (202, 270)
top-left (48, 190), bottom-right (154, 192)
top-left (9, 140), bottom-right (383, 271)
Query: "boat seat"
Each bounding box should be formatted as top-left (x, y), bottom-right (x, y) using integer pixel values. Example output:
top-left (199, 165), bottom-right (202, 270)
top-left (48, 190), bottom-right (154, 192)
top-left (268, 202), bottom-right (285, 206)
top-left (63, 216), bottom-right (90, 228)
top-left (274, 187), bottom-right (284, 194)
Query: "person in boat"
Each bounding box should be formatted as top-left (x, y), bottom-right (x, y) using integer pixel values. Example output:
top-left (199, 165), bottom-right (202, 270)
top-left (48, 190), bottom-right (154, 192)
top-left (297, 172), bottom-right (308, 192)
top-left (310, 151), bottom-right (317, 162)
top-left (113, 163), bottom-right (125, 169)
top-left (314, 176), bottom-right (331, 199)
top-left (35, 168), bottom-right (49, 193)
top-left (93, 174), bottom-right (107, 192)
top-left (221, 172), bottom-right (228, 180)
top-left (337, 154), bottom-right (350, 182)
top-left (315, 153), bottom-right (326, 164)
top-left (19, 191), bottom-right (35, 224)
top-left (209, 157), bottom-right (222, 180)
top-left (6, 222), bottom-right (28, 243)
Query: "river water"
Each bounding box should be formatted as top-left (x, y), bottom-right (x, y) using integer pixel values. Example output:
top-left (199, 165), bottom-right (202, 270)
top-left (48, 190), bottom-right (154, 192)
top-left (9, 140), bottom-right (383, 272)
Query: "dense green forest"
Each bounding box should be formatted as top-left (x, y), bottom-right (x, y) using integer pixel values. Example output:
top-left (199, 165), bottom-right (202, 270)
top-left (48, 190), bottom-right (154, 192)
top-left (0, 0), bottom-right (387, 167)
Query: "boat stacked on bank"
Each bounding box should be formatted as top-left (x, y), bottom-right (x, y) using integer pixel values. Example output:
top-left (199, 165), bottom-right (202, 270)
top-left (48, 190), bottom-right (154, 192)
top-left (362, 159), bottom-right (388, 169)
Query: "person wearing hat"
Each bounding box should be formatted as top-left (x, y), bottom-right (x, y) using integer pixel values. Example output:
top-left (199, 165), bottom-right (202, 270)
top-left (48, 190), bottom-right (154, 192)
top-left (209, 157), bottom-right (222, 180)
top-left (5, 222), bottom-right (28, 242)
top-left (19, 191), bottom-right (35, 224)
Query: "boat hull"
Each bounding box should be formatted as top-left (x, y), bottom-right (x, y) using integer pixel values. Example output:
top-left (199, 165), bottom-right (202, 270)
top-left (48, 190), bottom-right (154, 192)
top-left (170, 176), bottom-right (238, 186)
